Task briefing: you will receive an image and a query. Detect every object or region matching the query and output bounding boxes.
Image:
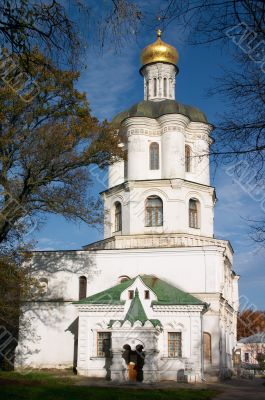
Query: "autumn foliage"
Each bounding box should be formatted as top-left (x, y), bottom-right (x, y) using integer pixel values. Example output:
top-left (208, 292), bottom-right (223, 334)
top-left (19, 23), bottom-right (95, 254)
top-left (237, 309), bottom-right (265, 340)
top-left (0, 50), bottom-right (123, 248)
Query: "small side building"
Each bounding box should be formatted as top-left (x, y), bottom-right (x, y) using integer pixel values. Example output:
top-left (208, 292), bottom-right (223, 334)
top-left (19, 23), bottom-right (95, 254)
top-left (235, 333), bottom-right (265, 365)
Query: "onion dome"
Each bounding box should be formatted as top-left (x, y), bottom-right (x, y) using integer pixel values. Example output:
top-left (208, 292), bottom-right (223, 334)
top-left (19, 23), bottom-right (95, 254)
top-left (140, 29), bottom-right (179, 67)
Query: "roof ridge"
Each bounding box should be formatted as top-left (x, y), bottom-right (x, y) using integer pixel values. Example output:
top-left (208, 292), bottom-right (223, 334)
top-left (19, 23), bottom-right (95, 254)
top-left (74, 274), bottom-right (205, 306)
top-left (123, 287), bottom-right (148, 324)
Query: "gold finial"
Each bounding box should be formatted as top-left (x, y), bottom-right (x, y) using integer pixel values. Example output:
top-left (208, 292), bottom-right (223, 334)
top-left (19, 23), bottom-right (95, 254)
top-left (157, 29), bottom-right (162, 38)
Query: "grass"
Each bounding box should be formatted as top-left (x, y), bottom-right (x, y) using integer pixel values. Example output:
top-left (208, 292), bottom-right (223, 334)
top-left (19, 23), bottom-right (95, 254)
top-left (0, 370), bottom-right (218, 400)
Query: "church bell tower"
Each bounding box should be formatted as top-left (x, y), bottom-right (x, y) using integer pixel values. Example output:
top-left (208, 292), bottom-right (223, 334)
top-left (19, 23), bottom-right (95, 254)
top-left (102, 31), bottom-right (214, 242)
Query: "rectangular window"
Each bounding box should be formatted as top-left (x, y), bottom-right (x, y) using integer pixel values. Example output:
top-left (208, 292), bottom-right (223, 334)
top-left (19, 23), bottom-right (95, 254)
top-left (168, 332), bottom-right (182, 357)
top-left (128, 290), bottom-right (134, 299)
top-left (189, 210), bottom-right (198, 228)
top-left (144, 290), bottom-right (150, 299)
top-left (97, 332), bottom-right (111, 357)
top-left (149, 143), bottom-right (159, 170)
top-left (244, 352), bottom-right (249, 362)
top-left (146, 207), bottom-right (163, 227)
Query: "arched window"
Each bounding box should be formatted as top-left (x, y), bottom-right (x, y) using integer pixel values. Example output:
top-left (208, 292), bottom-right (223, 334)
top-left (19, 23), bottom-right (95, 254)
top-left (145, 196), bottom-right (163, 227)
top-left (79, 276), bottom-right (87, 300)
top-left (146, 79), bottom-right (149, 99)
top-left (203, 332), bottom-right (212, 364)
top-left (118, 275), bottom-right (131, 283)
top-left (39, 278), bottom-right (48, 294)
top-left (163, 78), bottom-right (167, 97)
top-left (185, 145), bottom-right (191, 172)
top-left (153, 78), bottom-right (157, 97)
top-left (189, 198), bottom-right (199, 228)
top-left (114, 201), bottom-right (122, 232)
top-left (149, 142), bottom-right (159, 170)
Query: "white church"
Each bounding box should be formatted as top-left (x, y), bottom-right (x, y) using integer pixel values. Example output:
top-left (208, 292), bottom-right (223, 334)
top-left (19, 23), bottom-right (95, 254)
top-left (16, 31), bottom-right (240, 383)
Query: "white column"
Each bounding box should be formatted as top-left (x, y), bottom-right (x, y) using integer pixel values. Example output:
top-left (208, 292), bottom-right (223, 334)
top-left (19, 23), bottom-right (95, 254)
top-left (127, 135), bottom-right (146, 180)
top-left (110, 349), bottom-right (126, 382)
top-left (108, 161), bottom-right (124, 188)
top-left (162, 130), bottom-right (185, 179)
top-left (143, 349), bottom-right (160, 383)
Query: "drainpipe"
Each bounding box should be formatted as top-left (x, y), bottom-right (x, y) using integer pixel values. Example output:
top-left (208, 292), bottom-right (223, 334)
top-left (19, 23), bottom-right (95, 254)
top-left (201, 303), bottom-right (210, 382)
top-left (201, 311), bottom-right (205, 381)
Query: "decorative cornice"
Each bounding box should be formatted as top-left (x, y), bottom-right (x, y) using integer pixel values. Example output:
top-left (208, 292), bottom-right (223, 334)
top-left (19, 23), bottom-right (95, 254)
top-left (152, 305), bottom-right (205, 313)
top-left (83, 233), bottom-right (232, 259)
top-left (123, 114), bottom-right (213, 140)
top-left (76, 304), bottom-right (124, 312)
top-left (101, 178), bottom-right (215, 197)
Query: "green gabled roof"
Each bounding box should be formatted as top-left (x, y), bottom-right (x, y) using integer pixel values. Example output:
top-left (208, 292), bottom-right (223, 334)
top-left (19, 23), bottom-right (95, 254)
top-left (111, 100), bottom-right (208, 128)
top-left (74, 277), bottom-right (136, 305)
top-left (140, 275), bottom-right (204, 306)
top-left (124, 288), bottom-right (147, 323)
top-left (74, 275), bottom-right (204, 306)
top-left (109, 289), bottom-right (161, 327)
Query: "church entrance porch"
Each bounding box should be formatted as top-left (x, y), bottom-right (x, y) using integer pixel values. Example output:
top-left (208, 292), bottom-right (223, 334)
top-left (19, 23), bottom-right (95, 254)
top-left (122, 344), bottom-right (145, 382)
top-left (109, 325), bottom-right (160, 383)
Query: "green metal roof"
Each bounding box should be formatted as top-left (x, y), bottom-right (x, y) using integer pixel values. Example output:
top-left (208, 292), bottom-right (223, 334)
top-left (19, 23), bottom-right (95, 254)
top-left (109, 288), bottom-right (162, 328)
top-left (125, 288), bottom-right (147, 323)
top-left (74, 275), bottom-right (204, 306)
top-left (141, 275), bottom-right (204, 306)
top-left (112, 100), bottom-right (208, 128)
top-left (74, 278), bottom-right (135, 305)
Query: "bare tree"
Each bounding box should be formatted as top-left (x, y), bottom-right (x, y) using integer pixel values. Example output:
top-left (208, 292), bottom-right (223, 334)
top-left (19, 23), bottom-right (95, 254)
top-left (0, 0), bottom-right (142, 71)
top-left (138, 1), bottom-right (265, 242)
top-left (0, 0), bottom-right (84, 70)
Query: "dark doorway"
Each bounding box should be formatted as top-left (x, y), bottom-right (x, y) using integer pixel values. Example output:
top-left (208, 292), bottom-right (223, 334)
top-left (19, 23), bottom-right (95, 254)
top-left (122, 344), bottom-right (145, 382)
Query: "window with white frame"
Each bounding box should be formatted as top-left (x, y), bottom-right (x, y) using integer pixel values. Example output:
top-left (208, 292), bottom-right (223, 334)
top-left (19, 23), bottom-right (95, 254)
top-left (154, 78), bottom-right (157, 97)
top-left (114, 201), bottom-right (122, 232)
top-left (185, 145), bottom-right (191, 172)
top-left (79, 276), bottom-right (87, 300)
top-left (163, 77), bottom-right (167, 97)
top-left (189, 198), bottom-right (200, 229)
top-left (168, 332), bottom-right (182, 357)
top-left (97, 332), bottom-right (111, 357)
top-left (145, 195), bottom-right (163, 227)
top-left (149, 142), bottom-right (159, 170)
top-left (144, 290), bottom-right (150, 299)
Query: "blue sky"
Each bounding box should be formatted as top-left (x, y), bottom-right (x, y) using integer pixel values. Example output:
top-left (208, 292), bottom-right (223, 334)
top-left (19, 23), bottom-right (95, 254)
top-left (32, 11), bottom-right (264, 310)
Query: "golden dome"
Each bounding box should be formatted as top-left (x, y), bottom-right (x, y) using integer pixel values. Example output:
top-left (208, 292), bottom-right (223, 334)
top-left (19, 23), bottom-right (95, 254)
top-left (140, 30), bottom-right (179, 67)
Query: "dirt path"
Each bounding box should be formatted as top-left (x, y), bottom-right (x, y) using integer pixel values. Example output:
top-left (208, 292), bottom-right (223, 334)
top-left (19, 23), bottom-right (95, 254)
top-left (210, 378), bottom-right (265, 400)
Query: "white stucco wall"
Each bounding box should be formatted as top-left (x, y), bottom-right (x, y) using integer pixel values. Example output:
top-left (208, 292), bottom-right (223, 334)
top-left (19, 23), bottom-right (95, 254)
top-left (108, 115), bottom-right (212, 187)
top-left (16, 302), bottom-right (78, 369)
top-left (103, 180), bottom-right (215, 238)
top-left (16, 245), bottom-right (238, 377)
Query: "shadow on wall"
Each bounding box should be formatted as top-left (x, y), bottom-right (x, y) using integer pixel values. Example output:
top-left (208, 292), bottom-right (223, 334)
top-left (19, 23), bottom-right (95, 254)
top-left (66, 317), bottom-right (79, 374)
top-left (30, 251), bottom-right (98, 275)
top-left (15, 250), bottom-right (100, 370)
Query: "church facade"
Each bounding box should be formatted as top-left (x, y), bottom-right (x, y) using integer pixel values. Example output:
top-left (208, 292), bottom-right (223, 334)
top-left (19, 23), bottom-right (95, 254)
top-left (16, 31), bottom-right (239, 383)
